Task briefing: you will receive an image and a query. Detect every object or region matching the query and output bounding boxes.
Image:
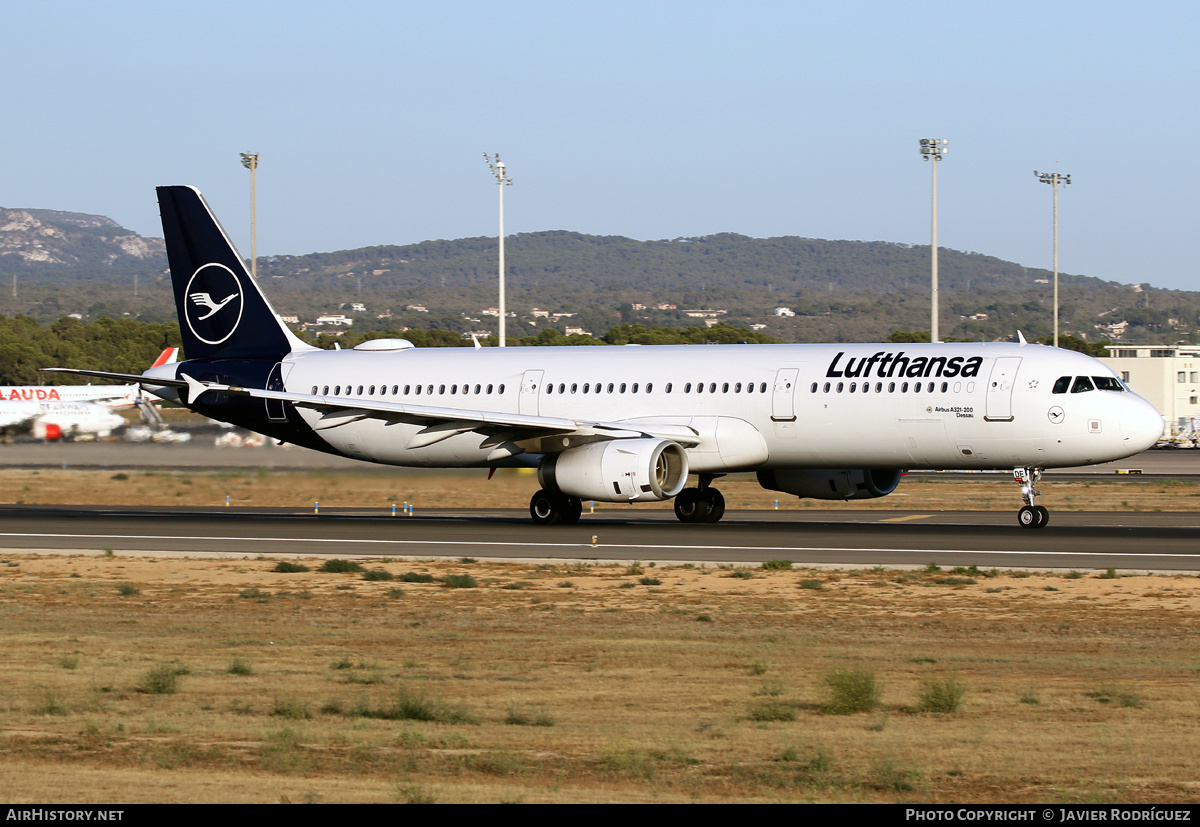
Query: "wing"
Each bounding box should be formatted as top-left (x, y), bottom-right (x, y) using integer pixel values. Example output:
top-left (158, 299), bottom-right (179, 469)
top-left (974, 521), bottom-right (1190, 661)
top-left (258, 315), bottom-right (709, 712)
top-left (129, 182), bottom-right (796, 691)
top-left (182, 375), bottom-right (702, 458)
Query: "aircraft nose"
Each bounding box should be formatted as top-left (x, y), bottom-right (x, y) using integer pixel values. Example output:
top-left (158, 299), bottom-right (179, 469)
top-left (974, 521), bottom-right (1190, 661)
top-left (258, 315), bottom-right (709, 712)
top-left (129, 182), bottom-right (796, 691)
top-left (1120, 398), bottom-right (1164, 454)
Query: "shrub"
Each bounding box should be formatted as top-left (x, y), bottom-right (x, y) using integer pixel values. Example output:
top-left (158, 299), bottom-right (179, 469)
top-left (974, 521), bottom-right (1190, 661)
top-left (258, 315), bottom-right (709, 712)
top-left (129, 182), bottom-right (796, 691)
top-left (140, 665), bottom-right (180, 695)
top-left (638, 577), bottom-right (661, 586)
top-left (228, 658), bottom-right (253, 676)
top-left (747, 698), bottom-right (797, 722)
top-left (762, 560), bottom-right (793, 570)
top-left (386, 588), bottom-right (406, 599)
top-left (505, 704), bottom-right (555, 727)
top-left (362, 568), bottom-right (395, 581)
top-left (273, 561), bottom-right (310, 573)
top-left (442, 574), bottom-right (477, 589)
top-left (1091, 683), bottom-right (1143, 708)
top-left (399, 572), bottom-right (435, 583)
top-left (729, 569), bottom-right (754, 579)
top-left (320, 559), bottom-right (365, 573)
top-left (916, 674), bottom-right (967, 713)
top-left (116, 583), bottom-right (140, 596)
top-left (799, 579), bottom-right (824, 590)
top-left (272, 697), bottom-right (312, 719)
top-left (822, 666), bottom-right (881, 714)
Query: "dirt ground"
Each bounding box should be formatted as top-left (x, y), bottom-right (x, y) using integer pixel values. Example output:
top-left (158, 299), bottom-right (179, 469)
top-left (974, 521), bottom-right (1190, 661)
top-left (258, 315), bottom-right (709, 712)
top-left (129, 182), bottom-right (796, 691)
top-left (1, 550), bottom-right (1198, 804)
top-left (1, 465), bottom-right (1199, 514)
top-left (0, 470), bottom-right (1197, 803)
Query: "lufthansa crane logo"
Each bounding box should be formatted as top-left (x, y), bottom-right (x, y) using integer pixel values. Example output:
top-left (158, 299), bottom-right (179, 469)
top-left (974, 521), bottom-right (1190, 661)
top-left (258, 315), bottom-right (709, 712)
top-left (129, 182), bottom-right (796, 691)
top-left (184, 263), bottom-right (244, 345)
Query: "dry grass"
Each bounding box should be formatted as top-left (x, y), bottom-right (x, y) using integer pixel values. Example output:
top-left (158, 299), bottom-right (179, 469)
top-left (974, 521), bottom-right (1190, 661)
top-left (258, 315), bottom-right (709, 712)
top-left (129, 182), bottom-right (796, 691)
top-left (0, 552), bottom-right (1198, 803)
top-left (1, 467), bottom-right (1199, 513)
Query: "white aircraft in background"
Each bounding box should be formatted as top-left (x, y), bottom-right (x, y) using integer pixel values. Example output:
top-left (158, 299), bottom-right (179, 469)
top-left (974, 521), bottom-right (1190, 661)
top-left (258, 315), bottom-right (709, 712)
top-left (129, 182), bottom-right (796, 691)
top-left (47, 186), bottom-right (1164, 528)
top-left (0, 348), bottom-right (177, 409)
top-left (0, 399), bottom-right (126, 441)
top-left (0, 348), bottom-right (178, 440)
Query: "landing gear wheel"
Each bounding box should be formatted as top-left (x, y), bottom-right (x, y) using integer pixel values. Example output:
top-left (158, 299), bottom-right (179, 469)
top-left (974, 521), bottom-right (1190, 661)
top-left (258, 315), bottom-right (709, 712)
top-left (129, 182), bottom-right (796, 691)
top-left (1014, 467), bottom-right (1049, 530)
top-left (674, 488), bottom-right (712, 523)
top-left (562, 496), bottom-right (583, 525)
top-left (530, 490), bottom-right (584, 526)
top-left (1018, 505), bottom-right (1048, 529)
top-left (530, 490), bottom-right (562, 525)
top-left (700, 488), bottom-right (726, 523)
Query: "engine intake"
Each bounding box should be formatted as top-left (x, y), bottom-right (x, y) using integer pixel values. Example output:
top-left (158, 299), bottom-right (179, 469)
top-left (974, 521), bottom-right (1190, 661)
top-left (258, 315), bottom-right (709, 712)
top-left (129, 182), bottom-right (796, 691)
top-left (539, 438), bottom-right (689, 503)
top-left (757, 468), bottom-right (902, 501)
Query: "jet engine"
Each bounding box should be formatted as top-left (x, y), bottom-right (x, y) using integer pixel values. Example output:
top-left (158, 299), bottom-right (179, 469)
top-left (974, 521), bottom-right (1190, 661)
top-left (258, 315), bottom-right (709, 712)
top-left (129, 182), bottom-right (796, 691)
top-left (539, 438), bottom-right (689, 503)
top-left (757, 468), bottom-right (902, 501)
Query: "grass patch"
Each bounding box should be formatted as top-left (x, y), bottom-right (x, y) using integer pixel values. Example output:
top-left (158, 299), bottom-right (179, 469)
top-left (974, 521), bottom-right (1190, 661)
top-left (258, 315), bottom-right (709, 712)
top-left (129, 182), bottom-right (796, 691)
top-left (139, 664), bottom-right (181, 695)
top-left (746, 697), bottom-right (797, 722)
top-left (799, 579), bottom-right (825, 590)
top-left (915, 674), bottom-right (967, 714)
top-left (442, 574), bottom-right (478, 589)
top-left (353, 686), bottom-right (479, 724)
top-left (505, 704), bottom-right (555, 727)
top-left (227, 658), bottom-right (254, 676)
top-left (1090, 683), bottom-right (1144, 708)
top-left (822, 666), bottom-right (881, 714)
top-left (762, 560), bottom-right (793, 570)
top-left (116, 583), bottom-right (140, 596)
top-left (272, 561), bottom-right (310, 573)
top-left (319, 559), bottom-right (365, 573)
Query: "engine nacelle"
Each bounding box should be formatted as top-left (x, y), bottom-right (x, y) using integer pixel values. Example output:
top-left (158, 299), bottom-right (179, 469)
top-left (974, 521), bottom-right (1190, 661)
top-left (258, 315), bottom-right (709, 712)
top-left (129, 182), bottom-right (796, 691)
top-left (757, 468), bottom-right (902, 501)
top-left (539, 438), bottom-right (689, 503)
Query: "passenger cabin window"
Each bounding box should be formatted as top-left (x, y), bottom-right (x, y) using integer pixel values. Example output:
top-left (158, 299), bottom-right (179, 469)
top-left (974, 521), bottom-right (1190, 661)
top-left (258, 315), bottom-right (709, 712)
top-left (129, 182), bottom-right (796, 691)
top-left (1071, 376), bottom-right (1095, 393)
top-left (1052, 376), bottom-right (1071, 394)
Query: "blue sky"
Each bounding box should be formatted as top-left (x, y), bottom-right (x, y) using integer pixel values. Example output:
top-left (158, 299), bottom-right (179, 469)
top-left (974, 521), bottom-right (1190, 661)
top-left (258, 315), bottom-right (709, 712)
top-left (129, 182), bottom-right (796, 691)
top-left (4, 1), bottom-right (1197, 290)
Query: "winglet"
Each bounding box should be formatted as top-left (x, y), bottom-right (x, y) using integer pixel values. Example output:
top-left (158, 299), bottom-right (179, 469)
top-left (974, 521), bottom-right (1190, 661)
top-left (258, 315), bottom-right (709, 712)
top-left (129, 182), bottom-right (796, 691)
top-left (1017, 330), bottom-right (1027, 345)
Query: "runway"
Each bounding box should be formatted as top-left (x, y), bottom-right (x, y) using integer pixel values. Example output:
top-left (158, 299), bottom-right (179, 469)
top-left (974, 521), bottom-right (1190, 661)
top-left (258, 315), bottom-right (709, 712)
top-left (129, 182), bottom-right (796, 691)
top-left (3, 504), bottom-right (1199, 572)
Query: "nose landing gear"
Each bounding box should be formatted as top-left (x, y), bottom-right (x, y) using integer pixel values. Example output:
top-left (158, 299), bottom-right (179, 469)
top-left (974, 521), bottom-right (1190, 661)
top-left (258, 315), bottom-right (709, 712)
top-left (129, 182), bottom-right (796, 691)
top-left (1014, 467), bottom-right (1049, 529)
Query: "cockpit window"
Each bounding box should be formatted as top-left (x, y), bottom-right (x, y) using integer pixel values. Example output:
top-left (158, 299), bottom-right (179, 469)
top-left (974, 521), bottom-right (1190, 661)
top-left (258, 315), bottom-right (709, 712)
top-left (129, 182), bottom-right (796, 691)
top-left (1071, 376), bottom-right (1095, 394)
top-left (1092, 376), bottom-right (1124, 391)
top-left (1052, 376), bottom-right (1071, 394)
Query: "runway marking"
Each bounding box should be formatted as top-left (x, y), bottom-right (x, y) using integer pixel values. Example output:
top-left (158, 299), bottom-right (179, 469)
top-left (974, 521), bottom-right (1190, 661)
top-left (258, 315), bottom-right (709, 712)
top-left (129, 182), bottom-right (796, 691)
top-left (3, 532), bottom-right (1200, 560)
top-left (879, 515), bottom-right (932, 522)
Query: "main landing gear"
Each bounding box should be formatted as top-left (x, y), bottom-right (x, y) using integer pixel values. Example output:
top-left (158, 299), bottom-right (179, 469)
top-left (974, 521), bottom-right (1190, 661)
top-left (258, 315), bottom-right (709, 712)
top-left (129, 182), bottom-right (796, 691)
top-left (674, 475), bottom-right (726, 524)
top-left (529, 489), bottom-right (583, 525)
top-left (1014, 467), bottom-right (1049, 529)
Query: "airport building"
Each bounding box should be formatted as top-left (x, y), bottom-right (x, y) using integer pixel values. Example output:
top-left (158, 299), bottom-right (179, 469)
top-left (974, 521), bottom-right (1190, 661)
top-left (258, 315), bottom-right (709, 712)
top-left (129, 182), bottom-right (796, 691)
top-left (1100, 344), bottom-right (1200, 435)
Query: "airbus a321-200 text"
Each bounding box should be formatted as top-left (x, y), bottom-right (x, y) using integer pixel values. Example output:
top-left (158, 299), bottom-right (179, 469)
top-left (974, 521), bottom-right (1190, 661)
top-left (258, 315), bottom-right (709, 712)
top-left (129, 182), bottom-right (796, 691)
top-left (47, 186), bottom-right (1164, 528)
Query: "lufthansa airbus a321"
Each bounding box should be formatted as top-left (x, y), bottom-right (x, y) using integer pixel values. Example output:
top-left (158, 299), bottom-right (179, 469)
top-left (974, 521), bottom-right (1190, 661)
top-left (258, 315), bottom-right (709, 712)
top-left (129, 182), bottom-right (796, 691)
top-left (46, 186), bottom-right (1164, 528)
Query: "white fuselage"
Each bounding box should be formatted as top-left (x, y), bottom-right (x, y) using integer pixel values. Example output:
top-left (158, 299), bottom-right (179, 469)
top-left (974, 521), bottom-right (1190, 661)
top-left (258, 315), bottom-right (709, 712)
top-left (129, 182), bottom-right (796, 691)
top-left (267, 341), bottom-right (1163, 472)
top-left (0, 385), bottom-right (137, 408)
